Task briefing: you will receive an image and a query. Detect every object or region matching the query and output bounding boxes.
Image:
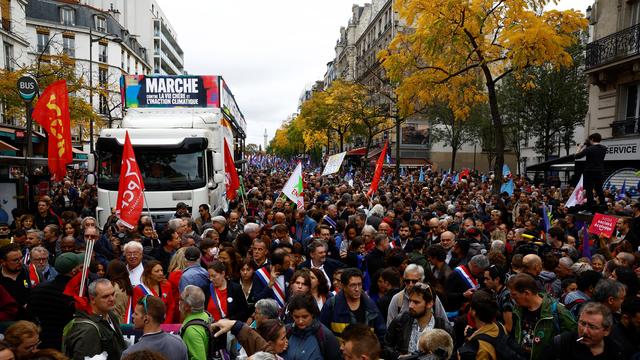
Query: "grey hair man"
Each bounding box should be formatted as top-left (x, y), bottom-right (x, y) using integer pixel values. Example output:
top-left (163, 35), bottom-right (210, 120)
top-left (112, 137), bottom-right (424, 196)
top-left (179, 285), bottom-right (212, 360)
top-left (253, 298), bottom-right (280, 327)
top-left (64, 279), bottom-right (126, 360)
top-left (30, 246), bottom-right (57, 281)
top-left (386, 264), bottom-right (448, 327)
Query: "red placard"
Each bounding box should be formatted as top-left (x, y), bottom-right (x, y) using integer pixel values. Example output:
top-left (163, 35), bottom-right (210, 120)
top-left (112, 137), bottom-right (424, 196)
top-left (587, 213), bottom-right (618, 238)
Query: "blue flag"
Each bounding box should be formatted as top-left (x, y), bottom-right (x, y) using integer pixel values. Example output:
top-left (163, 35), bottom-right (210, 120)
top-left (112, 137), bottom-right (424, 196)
top-left (440, 171), bottom-right (448, 186)
top-left (542, 203), bottom-right (552, 233)
top-left (419, 167), bottom-right (425, 182)
top-left (502, 164), bottom-right (511, 177)
top-left (582, 222), bottom-right (591, 259)
top-left (400, 167), bottom-right (406, 177)
top-left (617, 179), bottom-right (627, 200)
top-left (500, 179), bottom-right (514, 195)
top-left (386, 152), bottom-right (391, 164)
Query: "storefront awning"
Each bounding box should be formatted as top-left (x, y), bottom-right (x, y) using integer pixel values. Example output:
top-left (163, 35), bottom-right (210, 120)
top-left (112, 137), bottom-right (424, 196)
top-left (346, 147), bottom-right (366, 156)
top-left (526, 154), bottom-right (576, 172)
top-left (0, 139), bottom-right (18, 151)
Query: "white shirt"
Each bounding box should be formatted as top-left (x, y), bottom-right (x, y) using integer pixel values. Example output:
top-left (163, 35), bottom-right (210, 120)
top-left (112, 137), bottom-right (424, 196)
top-left (128, 262), bottom-right (144, 287)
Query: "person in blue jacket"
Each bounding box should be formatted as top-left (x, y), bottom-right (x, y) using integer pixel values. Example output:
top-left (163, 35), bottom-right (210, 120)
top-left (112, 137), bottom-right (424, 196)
top-left (284, 293), bottom-right (342, 360)
top-left (319, 267), bottom-right (386, 342)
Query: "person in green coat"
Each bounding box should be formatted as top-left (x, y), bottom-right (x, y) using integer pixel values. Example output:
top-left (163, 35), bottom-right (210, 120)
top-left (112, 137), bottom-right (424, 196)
top-left (508, 273), bottom-right (577, 360)
top-left (179, 285), bottom-right (212, 360)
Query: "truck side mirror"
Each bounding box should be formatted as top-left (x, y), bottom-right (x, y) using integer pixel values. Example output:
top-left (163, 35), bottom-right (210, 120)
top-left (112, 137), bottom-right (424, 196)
top-left (213, 153), bottom-right (223, 172)
top-left (87, 153), bottom-right (96, 173)
top-left (213, 173), bottom-right (224, 184)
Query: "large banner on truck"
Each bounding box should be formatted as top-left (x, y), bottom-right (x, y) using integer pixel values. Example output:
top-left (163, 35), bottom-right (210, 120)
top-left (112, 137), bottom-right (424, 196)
top-left (121, 75), bottom-right (220, 108)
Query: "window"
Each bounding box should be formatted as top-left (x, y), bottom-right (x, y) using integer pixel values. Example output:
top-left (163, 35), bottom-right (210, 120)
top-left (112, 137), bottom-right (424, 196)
top-left (60, 7), bottom-right (75, 26)
top-left (99, 95), bottom-right (108, 115)
top-left (121, 51), bottom-right (125, 69)
top-left (4, 43), bottom-right (13, 70)
top-left (63, 36), bottom-right (75, 57)
top-left (94, 16), bottom-right (106, 32)
top-left (401, 122), bottom-right (429, 145)
top-left (127, 54), bottom-right (131, 73)
top-left (37, 33), bottom-right (50, 54)
top-left (98, 68), bottom-right (108, 85)
top-left (98, 43), bottom-right (107, 62)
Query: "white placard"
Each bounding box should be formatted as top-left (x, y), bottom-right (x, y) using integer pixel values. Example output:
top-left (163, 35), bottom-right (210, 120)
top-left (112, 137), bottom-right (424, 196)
top-left (322, 152), bottom-right (347, 176)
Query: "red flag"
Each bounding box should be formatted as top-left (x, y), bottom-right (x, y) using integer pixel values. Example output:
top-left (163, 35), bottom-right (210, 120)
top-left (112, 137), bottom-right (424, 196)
top-left (31, 80), bottom-right (73, 181)
top-left (224, 138), bottom-right (239, 200)
top-left (367, 142), bottom-right (388, 197)
top-left (115, 131), bottom-right (145, 229)
top-left (460, 168), bottom-right (470, 180)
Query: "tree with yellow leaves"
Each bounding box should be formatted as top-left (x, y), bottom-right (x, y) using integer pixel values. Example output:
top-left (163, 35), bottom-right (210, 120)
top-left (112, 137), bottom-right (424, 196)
top-left (300, 80), bottom-right (390, 158)
top-left (381, 0), bottom-right (587, 191)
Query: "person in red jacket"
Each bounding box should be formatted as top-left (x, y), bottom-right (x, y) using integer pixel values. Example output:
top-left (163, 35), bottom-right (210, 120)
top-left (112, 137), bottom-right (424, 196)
top-left (132, 260), bottom-right (175, 323)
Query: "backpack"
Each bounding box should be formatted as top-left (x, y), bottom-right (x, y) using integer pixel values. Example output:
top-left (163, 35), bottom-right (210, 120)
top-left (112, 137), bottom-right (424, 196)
top-left (61, 318), bottom-right (102, 356)
top-left (566, 298), bottom-right (586, 319)
top-left (180, 318), bottom-right (228, 360)
top-left (458, 323), bottom-right (528, 360)
top-left (286, 323), bottom-right (326, 358)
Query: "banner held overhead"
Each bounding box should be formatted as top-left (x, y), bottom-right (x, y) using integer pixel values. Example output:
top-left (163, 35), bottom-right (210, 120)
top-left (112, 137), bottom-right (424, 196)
top-left (322, 152), bottom-right (347, 176)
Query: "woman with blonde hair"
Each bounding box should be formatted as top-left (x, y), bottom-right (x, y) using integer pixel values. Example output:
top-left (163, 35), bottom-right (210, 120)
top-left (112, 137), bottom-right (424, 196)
top-left (167, 247), bottom-right (188, 321)
top-left (4, 320), bottom-right (40, 359)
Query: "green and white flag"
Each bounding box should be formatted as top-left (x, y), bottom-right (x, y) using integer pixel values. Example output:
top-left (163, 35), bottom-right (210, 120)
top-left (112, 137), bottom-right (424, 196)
top-left (282, 162), bottom-right (304, 208)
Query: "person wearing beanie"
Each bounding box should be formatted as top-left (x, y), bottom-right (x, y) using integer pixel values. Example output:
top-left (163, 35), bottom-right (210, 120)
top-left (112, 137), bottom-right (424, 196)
top-left (27, 252), bottom-right (84, 350)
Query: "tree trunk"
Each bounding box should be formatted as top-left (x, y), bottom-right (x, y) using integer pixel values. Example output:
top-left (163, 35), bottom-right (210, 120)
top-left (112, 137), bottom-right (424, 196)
top-left (483, 67), bottom-right (504, 194)
top-left (339, 132), bottom-right (344, 152)
top-left (363, 128), bottom-right (373, 173)
top-left (395, 116), bottom-right (401, 176)
top-left (450, 147), bottom-right (458, 171)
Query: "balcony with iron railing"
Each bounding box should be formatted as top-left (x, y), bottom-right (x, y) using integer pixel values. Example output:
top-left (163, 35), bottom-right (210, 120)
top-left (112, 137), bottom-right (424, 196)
top-left (586, 23), bottom-right (640, 70)
top-left (611, 117), bottom-right (640, 137)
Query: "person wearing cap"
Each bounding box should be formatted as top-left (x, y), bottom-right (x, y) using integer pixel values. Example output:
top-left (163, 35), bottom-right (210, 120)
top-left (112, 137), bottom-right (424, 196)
top-left (178, 247), bottom-right (210, 294)
top-left (27, 252), bottom-right (83, 350)
top-left (173, 202), bottom-right (190, 219)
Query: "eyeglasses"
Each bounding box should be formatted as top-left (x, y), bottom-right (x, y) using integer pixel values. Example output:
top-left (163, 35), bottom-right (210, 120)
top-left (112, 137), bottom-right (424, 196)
top-left (404, 279), bottom-right (420, 285)
top-left (578, 320), bottom-right (604, 331)
top-left (32, 257), bottom-right (48, 263)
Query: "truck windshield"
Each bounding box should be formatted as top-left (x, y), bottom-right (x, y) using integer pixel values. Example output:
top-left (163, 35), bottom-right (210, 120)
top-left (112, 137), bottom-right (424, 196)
top-left (97, 147), bottom-right (206, 191)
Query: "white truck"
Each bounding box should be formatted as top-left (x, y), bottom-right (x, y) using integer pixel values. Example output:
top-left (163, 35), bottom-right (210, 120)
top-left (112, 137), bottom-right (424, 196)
top-left (91, 75), bottom-right (246, 229)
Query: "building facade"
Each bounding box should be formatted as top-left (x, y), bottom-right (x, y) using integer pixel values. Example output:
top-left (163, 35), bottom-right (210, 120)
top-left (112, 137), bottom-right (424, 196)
top-left (82, 0), bottom-right (184, 75)
top-left (583, 0), bottom-right (640, 178)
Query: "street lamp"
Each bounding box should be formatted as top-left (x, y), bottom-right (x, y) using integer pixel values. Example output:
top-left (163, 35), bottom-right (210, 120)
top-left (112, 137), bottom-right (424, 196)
top-left (88, 25), bottom-right (121, 153)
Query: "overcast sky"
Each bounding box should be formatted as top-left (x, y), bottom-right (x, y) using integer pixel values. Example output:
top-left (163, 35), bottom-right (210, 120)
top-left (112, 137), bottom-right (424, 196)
top-left (156, 0), bottom-right (593, 148)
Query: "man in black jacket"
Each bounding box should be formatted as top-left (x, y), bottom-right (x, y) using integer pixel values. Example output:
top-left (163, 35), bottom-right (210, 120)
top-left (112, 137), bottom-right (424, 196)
top-left (575, 133), bottom-right (607, 213)
top-left (383, 282), bottom-right (454, 359)
top-left (28, 252), bottom-right (83, 350)
top-left (366, 233), bottom-right (390, 279)
top-left (550, 302), bottom-right (624, 359)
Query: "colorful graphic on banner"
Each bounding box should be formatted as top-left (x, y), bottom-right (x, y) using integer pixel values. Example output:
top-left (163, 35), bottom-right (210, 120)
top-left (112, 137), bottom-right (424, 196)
top-left (121, 75), bottom-right (220, 108)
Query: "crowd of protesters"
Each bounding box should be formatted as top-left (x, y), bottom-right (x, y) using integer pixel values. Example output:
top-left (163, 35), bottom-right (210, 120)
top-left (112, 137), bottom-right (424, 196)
top-left (0, 163), bottom-right (639, 360)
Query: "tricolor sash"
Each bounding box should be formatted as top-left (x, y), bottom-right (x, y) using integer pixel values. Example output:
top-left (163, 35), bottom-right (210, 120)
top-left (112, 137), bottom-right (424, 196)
top-left (138, 283), bottom-right (154, 296)
top-left (210, 283), bottom-right (227, 319)
top-left (454, 265), bottom-right (478, 290)
top-left (255, 267), bottom-right (286, 307)
top-left (323, 215), bottom-right (337, 229)
top-left (125, 296), bottom-right (134, 324)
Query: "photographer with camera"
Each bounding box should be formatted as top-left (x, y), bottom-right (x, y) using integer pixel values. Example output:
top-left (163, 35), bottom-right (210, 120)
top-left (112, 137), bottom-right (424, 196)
top-left (575, 133), bottom-right (607, 214)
